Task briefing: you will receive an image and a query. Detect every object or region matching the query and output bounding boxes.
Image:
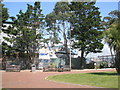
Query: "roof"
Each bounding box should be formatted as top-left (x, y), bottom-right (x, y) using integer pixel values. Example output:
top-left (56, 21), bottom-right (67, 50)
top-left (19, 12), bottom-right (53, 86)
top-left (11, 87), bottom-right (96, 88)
top-left (55, 51), bottom-right (77, 55)
top-left (4, 21), bottom-right (14, 24)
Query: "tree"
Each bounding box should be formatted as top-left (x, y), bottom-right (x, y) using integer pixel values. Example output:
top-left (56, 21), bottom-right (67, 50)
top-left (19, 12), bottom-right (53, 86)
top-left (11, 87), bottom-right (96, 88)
top-left (2, 2), bottom-right (44, 69)
top-left (103, 10), bottom-right (120, 75)
top-left (0, 3), bottom-right (9, 23)
top-left (0, 3), bottom-right (10, 56)
top-left (53, 1), bottom-right (71, 65)
top-left (0, 2), bottom-right (11, 69)
top-left (103, 10), bottom-right (119, 55)
top-left (45, 11), bottom-right (60, 47)
top-left (103, 10), bottom-right (118, 29)
top-left (69, 1), bottom-right (104, 68)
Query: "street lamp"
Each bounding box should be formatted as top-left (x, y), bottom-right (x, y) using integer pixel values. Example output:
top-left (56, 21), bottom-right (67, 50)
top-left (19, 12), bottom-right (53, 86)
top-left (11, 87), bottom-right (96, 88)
top-left (70, 26), bottom-right (73, 70)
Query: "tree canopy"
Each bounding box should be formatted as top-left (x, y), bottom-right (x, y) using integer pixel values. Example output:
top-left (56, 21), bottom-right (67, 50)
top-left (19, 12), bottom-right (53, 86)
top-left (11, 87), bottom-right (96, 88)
top-left (2, 2), bottom-right (44, 69)
top-left (103, 10), bottom-right (120, 74)
top-left (69, 1), bottom-right (104, 68)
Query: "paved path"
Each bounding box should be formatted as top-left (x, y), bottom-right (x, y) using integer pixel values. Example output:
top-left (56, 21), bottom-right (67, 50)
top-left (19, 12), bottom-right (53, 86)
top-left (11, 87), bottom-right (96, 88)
top-left (1, 69), bottom-right (116, 88)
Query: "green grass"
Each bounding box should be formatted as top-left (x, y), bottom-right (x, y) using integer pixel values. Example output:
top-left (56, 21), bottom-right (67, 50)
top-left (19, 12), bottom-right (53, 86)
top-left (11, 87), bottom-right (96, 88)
top-left (47, 72), bottom-right (119, 88)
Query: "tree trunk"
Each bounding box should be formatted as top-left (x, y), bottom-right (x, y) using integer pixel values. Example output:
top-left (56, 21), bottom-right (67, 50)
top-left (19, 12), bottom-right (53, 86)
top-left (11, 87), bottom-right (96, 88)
top-left (81, 49), bottom-right (85, 69)
top-left (62, 21), bottom-right (69, 65)
top-left (52, 23), bottom-right (55, 47)
top-left (115, 50), bottom-right (120, 75)
top-left (2, 56), bottom-right (6, 70)
top-left (110, 47), bottom-right (115, 65)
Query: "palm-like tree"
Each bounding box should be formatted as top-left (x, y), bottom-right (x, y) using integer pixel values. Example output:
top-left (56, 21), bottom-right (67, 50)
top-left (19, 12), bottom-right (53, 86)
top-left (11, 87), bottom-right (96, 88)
top-left (103, 10), bottom-right (120, 75)
top-left (104, 22), bottom-right (120, 74)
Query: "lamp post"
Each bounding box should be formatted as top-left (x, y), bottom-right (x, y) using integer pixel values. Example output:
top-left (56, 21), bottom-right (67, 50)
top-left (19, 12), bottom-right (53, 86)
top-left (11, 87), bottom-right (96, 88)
top-left (70, 43), bottom-right (71, 70)
top-left (69, 26), bottom-right (73, 70)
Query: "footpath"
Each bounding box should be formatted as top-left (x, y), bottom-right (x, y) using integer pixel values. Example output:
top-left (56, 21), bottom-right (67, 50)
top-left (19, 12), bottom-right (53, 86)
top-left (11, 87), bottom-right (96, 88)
top-left (1, 68), bottom-right (117, 89)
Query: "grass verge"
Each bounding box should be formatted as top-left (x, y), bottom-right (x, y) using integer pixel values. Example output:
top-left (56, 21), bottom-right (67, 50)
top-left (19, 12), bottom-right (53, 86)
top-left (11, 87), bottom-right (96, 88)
top-left (47, 71), bottom-right (118, 88)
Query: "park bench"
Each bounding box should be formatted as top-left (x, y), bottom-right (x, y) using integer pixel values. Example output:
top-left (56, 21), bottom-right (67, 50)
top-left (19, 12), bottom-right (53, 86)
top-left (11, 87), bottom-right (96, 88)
top-left (6, 64), bottom-right (21, 72)
top-left (43, 65), bottom-right (57, 72)
top-left (58, 65), bottom-right (71, 72)
top-left (63, 65), bottom-right (71, 71)
top-left (43, 65), bottom-right (71, 72)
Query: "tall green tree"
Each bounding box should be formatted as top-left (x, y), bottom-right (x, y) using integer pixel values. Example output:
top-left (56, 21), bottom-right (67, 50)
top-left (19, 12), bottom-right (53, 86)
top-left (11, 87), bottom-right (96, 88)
top-left (0, 3), bottom-right (10, 56)
top-left (3, 2), bottom-right (44, 69)
top-left (103, 10), bottom-right (120, 74)
top-left (103, 10), bottom-right (119, 56)
top-left (0, 2), bottom-right (12, 69)
top-left (53, 1), bottom-right (71, 65)
top-left (70, 1), bottom-right (104, 68)
top-left (45, 11), bottom-right (60, 47)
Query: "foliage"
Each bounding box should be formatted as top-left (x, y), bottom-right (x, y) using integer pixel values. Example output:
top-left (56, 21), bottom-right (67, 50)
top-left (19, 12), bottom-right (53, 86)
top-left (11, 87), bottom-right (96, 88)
top-left (103, 10), bottom-right (119, 29)
top-left (103, 10), bottom-right (120, 74)
top-left (86, 61), bottom-right (95, 69)
top-left (0, 3), bottom-right (9, 23)
top-left (104, 24), bottom-right (120, 53)
top-left (2, 2), bottom-right (44, 69)
top-left (45, 1), bottom-right (72, 65)
top-left (100, 61), bottom-right (108, 68)
top-left (54, 2), bottom-right (71, 65)
top-left (45, 11), bottom-right (60, 47)
top-left (69, 1), bottom-right (104, 68)
top-left (0, 3), bottom-right (12, 69)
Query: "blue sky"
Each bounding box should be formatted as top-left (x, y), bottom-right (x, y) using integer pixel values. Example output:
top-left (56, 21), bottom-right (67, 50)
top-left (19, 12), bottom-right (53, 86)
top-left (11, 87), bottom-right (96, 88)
top-left (3, 2), bottom-right (118, 19)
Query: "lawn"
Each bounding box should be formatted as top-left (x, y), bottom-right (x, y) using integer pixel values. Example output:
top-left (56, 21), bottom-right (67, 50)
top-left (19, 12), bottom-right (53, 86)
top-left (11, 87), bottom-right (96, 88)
top-left (47, 72), bottom-right (119, 88)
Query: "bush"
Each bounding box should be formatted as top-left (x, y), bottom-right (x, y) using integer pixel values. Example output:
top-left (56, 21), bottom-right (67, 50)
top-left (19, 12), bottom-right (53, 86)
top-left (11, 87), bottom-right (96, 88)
top-left (100, 61), bottom-right (108, 68)
top-left (86, 61), bottom-right (95, 69)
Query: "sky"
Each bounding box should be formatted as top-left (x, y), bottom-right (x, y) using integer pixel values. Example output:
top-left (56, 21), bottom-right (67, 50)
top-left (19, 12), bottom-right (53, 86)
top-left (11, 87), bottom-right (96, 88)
top-left (2, 1), bottom-right (119, 58)
top-left (2, 2), bottom-right (118, 18)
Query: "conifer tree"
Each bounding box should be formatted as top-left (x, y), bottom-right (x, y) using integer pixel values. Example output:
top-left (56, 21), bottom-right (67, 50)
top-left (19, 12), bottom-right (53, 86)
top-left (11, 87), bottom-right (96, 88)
top-left (53, 1), bottom-right (71, 65)
top-left (45, 11), bottom-right (60, 47)
top-left (70, 1), bottom-right (104, 68)
top-left (2, 2), bottom-right (44, 69)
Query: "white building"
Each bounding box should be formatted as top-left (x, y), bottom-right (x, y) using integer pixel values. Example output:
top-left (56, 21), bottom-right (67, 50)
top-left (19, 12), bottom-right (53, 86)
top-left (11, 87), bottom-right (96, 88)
top-left (0, 22), bottom-right (13, 45)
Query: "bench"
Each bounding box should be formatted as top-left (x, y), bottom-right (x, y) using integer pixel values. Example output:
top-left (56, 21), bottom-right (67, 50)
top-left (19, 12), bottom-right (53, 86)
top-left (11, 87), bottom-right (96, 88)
top-left (63, 65), bottom-right (71, 71)
top-left (6, 64), bottom-right (21, 72)
top-left (43, 65), bottom-right (71, 72)
top-left (58, 65), bottom-right (71, 72)
top-left (43, 66), bottom-right (57, 72)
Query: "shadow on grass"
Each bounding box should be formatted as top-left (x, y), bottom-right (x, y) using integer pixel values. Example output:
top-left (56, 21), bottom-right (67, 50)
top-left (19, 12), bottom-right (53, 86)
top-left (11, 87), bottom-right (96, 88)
top-left (89, 72), bottom-right (118, 76)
